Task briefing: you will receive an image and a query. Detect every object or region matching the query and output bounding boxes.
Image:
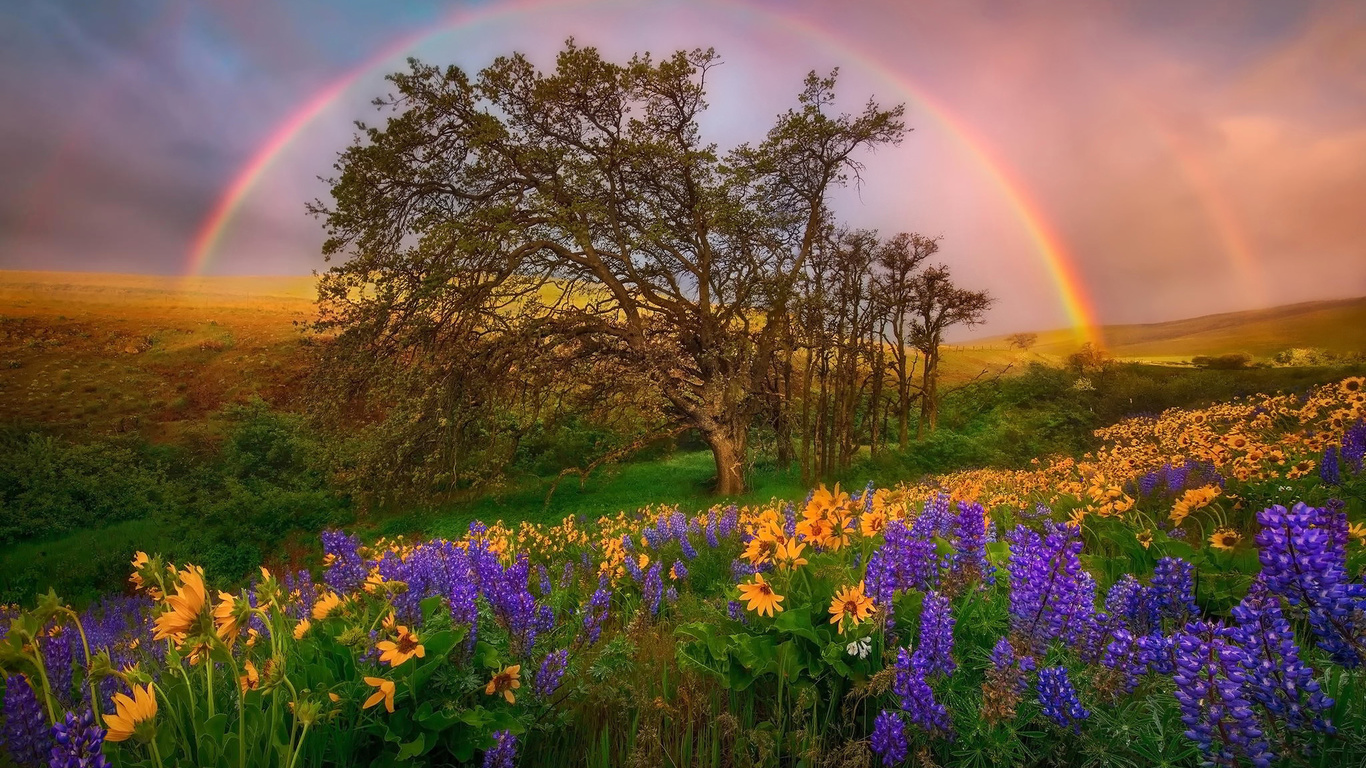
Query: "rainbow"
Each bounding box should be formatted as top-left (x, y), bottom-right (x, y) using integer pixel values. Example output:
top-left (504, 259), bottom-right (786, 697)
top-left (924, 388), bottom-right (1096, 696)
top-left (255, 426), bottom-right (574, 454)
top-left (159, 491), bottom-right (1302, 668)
top-left (186, 0), bottom-right (1102, 344)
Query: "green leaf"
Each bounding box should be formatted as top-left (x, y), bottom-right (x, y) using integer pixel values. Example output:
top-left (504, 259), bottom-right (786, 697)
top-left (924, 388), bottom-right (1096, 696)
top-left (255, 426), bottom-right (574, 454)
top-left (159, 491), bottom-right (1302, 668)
top-left (773, 608), bottom-right (822, 644)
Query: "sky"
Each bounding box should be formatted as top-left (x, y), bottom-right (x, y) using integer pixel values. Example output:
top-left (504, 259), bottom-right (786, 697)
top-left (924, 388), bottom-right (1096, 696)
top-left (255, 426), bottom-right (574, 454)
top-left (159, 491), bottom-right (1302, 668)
top-left (0, 0), bottom-right (1363, 335)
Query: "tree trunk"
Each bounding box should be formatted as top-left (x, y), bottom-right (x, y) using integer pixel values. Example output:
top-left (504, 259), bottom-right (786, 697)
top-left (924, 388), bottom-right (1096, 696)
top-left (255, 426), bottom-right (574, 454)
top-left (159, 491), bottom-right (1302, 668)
top-left (704, 428), bottom-right (747, 495)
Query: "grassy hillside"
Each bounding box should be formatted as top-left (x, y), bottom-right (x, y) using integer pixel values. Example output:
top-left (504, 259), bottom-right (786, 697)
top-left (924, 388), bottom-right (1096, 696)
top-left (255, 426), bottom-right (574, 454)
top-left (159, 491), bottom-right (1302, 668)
top-left (979, 296), bottom-right (1366, 362)
top-left (0, 270), bottom-right (316, 441)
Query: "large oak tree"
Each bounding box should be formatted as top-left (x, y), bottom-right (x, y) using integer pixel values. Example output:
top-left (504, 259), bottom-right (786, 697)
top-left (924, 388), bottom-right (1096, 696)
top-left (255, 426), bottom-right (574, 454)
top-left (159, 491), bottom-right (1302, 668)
top-left (310, 42), bottom-right (905, 494)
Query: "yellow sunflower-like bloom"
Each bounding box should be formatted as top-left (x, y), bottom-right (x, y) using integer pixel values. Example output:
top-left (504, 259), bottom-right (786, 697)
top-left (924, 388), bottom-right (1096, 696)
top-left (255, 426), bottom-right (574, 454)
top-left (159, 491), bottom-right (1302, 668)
top-left (737, 573), bottom-right (785, 617)
top-left (485, 665), bottom-right (521, 703)
top-left (1209, 528), bottom-right (1242, 551)
top-left (151, 566), bottom-right (207, 643)
top-left (827, 581), bottom-right (875, 635)
top-left (363, 677), bottom-right (396, 713)
top-left (104, 684), bottom-right (157, 742)
top-left (376, 626), bottom-right (426, 668)
top-left (312, 591), bottom-right (343, 620)
top-left (293, 619), bottom-right (311, 640)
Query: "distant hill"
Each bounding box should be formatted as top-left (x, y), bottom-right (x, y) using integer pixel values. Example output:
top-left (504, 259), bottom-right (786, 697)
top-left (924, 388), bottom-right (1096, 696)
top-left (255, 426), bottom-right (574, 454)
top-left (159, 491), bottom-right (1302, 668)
top-left (975, 296), bottom-right (1366, 362)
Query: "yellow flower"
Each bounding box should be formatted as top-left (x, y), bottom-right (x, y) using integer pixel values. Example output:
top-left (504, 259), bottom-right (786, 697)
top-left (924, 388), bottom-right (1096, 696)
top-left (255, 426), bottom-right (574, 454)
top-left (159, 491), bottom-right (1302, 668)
top-left (485, 665), bottom-right (522, 703)
top-left (239, 660), bottom-right (260, 694)
top-left (213, 591), bottom-right (246, 646)
top-left (742, 537), bottom-right (777, 566)
top-left (363, 677), bottom-right (395, 713)
top-left (737, 573), bottom-right (785, 617)
top-left (827, 582), bottom-right (874, 634)
top-left (104, 684), bottom-right (157, 742)
top-left (152, 566), bottom-right (207, 643)
top-left (376, 626), bottom-right (426, 668)
top-left (774, 539), bottom-right (808, 571)
top-left (312, 591), bottom-right (343, 620)
top-left (1209, 528), bottom-right (1242, 551)
top-left (292, 619), bottom-right (311, 640)
top-left (1339, 377), bottom-right (1363, 395)
top-left (1348, 522), bottom-right (1366, 547)
top-left (860, 507), bottom-right (887, 538)
top-left (1136, 530), bottom-right (1153, 550)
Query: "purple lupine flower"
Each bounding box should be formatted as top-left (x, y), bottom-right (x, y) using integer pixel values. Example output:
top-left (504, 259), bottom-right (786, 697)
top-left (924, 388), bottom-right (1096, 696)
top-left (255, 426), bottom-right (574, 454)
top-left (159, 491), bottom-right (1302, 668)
top-left (559, 560), bottom-right (575, 588)
top-left (1007, 522), bottom-right (1089, 655)
top-left (283, 570), bottom-right (315, 620)
top-left (1320, 445), bottom-right (1341, 486)
top-left (665, 586), bottom-right (678, 604)
top-left (582, 581), bottom-right (611, 646)
top-left (1230, 581), bottom-right (1334, 732)
top-left (1101, 629), bottom-right (1151, 695)
top-left (892, 648), bottom-right (951, 735)
top-left (41, 629), bottom-right (75, 709)
top-left (952, 501), bottom-right (994, 585)
top-left (621, 534), bottom-right (634, 553)
top-left (705, 512), bottom-right (720, 548)
top-left (1255, 502), bottom-right (1365, 666)
top-left (534, 649), bottom-right (569, 698)
top-left (48, 709), bottom-right (109, 768)
top-left (643, 563), bottom-right (664, 616)
top-left (1173, 622), bottom-right (1272, 768)
top-left (320, 530), bottom-right (367, 594)
top-left (536, 565), bottom-right (552, 597)
top-left (718, 505), bottom-right (739, 539)
top-left (2, 675), bottom-right (50, 766)
top-left (911, 494), bottom-right (954, 540)
top-left (1105, 575), bottom-right (1160, 635)
top-left (1038, 667), bottom-right (1089, 732)
top-left (624, 551), bottom-right (644, 582)
top-left (1151, 558), bottom-right (1198, 626)
top-left (482, 730), bottom-right (517, 768)
top-left (916, 592), bottom-right (955, 677)
top-left (865, 519), bottom-right (937, 627)
top-left (870, 710), bottom-right (908, 766)
top-left (727, 601), bottom-right (748, 624)
top-left (990, 636), bottom-right (1030, 694)
top-left (1341, 419), bottom-right (1365, 472)
top-left (670, 560), bottom-right (689, 581)
top-left (1140, 631), bottom-right (1175, 675)
top-left (731, 559), bottom-right (759, 582)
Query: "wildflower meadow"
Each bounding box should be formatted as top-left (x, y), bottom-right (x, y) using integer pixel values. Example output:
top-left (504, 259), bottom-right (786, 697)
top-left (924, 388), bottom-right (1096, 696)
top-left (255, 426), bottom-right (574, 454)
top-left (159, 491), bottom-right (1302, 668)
top-left (1, 378), bottom-right (1364, 766)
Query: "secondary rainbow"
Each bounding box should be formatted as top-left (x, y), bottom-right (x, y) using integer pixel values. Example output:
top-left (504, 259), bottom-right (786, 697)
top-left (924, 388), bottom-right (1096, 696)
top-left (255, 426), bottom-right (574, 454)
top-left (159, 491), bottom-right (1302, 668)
top-left (186, 0), bottom-right (1102, 344)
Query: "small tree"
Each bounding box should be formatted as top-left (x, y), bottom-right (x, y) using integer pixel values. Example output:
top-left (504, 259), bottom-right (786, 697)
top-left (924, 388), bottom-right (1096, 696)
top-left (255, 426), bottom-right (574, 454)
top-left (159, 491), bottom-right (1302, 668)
top-left (908, 264), bottom-right (993, 435)
top-left (1006, 332), bottom-right (1038, 351)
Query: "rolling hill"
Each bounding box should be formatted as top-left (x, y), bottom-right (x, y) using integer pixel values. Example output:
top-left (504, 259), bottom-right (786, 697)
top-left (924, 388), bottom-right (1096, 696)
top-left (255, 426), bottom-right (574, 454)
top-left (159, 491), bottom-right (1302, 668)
top-left (975, 296), bottom-right (1366, 362)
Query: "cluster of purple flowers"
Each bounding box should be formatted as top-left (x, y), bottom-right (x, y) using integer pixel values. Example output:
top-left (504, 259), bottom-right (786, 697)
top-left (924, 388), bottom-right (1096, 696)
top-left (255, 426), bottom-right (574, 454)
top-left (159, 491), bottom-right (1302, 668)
top-left (534, 649), bottom-right (569, 698)
top-left (321, 530), bottom-right (368, 594)
top-left (1341, 419), bottom-right (1365, 473)
top-left (864, 519), bottom-right (936, 626)
top-left (49, 709), bottom-right (109, 768)
top-left (951, 501), bottom-right (994, 585)
top-left (1229, 581), bottom-right (1333, 733)
top-left (1254, 503), bottom-right (1365, 666)
top-left (581, 581), bottom-right (612, 646)
top-left (1172, 621), bottom-right (1272, 768)
top-left (1134, 459), bottom-right (1225, 498)
top-left (481, 730), bottom-right (517, 768)
top-left (869, 709), bottom-right (908, 767)
top-left (2, 675), bottom-right (49, 766)
top-left (890, 648), bottom-right (951, 736)
top-left (915, 591), bottom-right (955, 677)
top-left (1037, 667), bottom-right (1089, 732)
top-left (1006, 522), bottom-right (1091, 654)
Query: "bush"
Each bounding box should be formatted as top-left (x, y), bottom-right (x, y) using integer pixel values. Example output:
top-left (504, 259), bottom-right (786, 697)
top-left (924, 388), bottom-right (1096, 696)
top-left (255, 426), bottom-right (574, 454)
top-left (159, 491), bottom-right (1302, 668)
top-left (1191, 353), bottom-right (1252, 369)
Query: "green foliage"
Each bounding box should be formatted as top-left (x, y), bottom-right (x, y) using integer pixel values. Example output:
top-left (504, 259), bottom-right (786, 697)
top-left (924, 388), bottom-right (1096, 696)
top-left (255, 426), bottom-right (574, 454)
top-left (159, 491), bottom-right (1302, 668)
top-left (0, 401), bottom-right (350, 605)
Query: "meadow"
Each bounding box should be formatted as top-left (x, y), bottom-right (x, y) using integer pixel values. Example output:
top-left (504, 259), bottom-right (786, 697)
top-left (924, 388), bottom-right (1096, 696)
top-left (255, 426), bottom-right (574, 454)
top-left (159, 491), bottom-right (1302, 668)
top-left (2, 272), bottom-right (1366, 767)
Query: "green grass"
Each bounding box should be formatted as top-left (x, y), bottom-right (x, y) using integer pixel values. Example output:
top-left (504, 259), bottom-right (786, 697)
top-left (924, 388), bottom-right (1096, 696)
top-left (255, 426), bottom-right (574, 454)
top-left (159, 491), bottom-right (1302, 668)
top-left (383, 451), bottom-right (812, 541)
